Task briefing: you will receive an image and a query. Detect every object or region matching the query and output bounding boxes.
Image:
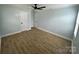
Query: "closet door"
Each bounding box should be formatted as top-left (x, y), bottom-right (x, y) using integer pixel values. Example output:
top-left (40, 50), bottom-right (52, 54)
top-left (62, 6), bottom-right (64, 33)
top-left (19, 11), bottom-right (31, 31)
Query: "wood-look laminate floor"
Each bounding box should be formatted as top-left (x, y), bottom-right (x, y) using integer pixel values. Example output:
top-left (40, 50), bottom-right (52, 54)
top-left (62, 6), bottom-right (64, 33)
top-left (1, 27), bottom-right (72, 54)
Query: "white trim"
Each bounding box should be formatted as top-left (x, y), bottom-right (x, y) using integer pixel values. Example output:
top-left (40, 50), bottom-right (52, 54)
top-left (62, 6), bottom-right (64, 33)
top-left (72, 39), bottom-right (77, 54)
top-left (35, 26), bottom-right (72, 41)
top-left (1, 26), bottom-right (72, 41)
top-left (1, 27), bottom-right (31, 38)
top-left (72, 39), bottom-right (74, 54)
top-left (1, 31), bottom-right (23, 38)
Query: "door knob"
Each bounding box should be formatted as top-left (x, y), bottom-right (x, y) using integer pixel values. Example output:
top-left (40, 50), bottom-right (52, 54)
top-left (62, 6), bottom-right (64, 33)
top-left (21, 22), bottom-right (23, 24)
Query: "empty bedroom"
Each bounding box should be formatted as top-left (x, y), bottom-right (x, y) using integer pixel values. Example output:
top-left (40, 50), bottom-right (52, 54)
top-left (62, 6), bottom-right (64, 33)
top-left (0, 4), bottom-right (79, 54)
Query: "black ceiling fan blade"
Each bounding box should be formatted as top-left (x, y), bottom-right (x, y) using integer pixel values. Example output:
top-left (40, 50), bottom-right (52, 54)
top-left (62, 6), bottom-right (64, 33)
top-left (39, 6), bottom-right (46, 8)
top-left (37, 8), bottom-right (43, 10)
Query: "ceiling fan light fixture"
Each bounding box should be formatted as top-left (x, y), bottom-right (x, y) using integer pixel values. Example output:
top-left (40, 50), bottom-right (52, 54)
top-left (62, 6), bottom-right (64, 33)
top-left (32, 4), bottom-right (46, 10)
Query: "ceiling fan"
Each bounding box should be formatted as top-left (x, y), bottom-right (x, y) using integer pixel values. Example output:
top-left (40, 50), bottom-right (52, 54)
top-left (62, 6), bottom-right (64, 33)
top-left (32, 4), bottom-right (46, 10)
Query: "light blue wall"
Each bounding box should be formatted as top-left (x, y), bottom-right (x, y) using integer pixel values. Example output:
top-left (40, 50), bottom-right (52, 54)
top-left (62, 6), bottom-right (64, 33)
top-left (1, 5), bottom-right (21, 36)
top-left (0, 6), bottom-right (2, 53)
top-left (34, 6), bottom-right (78, 39)
top-left (0, 6), bottom-right (2, 37)
top-left (73, 6), bottom-right (79, 53)
top-left (0, 5), bottom-right (33, 37)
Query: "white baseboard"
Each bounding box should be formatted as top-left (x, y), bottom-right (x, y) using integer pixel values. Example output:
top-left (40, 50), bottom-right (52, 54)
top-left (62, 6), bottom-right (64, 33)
top-left (1, 31), bottom-right (23, 38)
top-left (1, 26), bottom-right (72, 41)
top-left (35, 26), bottom-right (72, 41)
top-left (1, 27), bottom-right (31, 38)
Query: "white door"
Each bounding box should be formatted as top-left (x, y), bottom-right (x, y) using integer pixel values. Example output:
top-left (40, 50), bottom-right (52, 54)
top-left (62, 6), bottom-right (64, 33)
top-left (19, 12), bottom-right (31, 31)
